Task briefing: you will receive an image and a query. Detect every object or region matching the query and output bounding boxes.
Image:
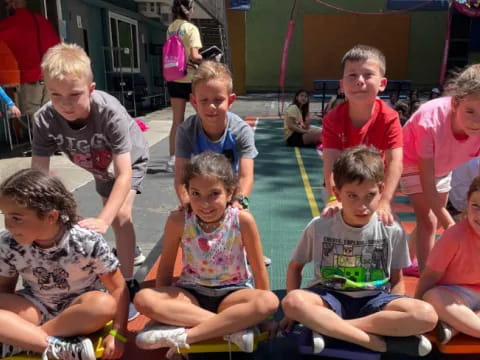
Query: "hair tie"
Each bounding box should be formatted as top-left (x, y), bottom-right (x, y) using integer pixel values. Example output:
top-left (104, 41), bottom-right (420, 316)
top-left (60, 214), bottom-right (70, 223)
top-left (180, 4), bottom-right (190, 15)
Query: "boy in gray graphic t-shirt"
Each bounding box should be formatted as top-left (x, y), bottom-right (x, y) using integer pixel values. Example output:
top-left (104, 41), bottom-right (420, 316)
top-left (280, 146), bottom-right (438, 357)
top-left (31, 43), bottom-right (148, 320)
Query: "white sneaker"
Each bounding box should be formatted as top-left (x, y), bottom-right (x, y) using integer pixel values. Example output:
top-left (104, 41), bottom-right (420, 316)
top-left (136, 323), bottom-right (189, 351)
top-left (1, 343), bottom-right (23, 358)
top-left (223, 328), bottom-right (254, 353)
top-left (166, 156), bottom-right (175, 173)
top-left (134, 246), bottom-right (146, 266)
top-left (42, 336), bottom-right (96, 360)
top-left (312, 331), bottom-right (325, 353)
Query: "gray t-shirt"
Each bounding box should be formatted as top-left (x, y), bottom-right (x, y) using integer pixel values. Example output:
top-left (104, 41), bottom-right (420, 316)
top-left (32, 90), bottom-right (149, 182)
top-left (291, 212), bottom-right (410, 297)
top-left (0, 225), bottom-right (119, 313)
top-left (175, 112), bottom-right (257, 173)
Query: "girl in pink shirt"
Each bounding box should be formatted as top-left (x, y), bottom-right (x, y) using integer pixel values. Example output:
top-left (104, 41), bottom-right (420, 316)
top-left (399, 64), bottom-right (480, 272)
top-left (415, 176), bottom-right (480, 344)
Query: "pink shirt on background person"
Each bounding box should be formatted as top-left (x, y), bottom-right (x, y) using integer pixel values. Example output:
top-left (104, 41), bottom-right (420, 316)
top-left (403, 97), bottom-right (480, 177)
top-left (427, 220), bottom-right (480, 293)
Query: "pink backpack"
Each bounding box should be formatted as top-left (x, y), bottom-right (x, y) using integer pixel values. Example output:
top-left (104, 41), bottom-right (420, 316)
top-left (163, 24), bottom-right (187, 81)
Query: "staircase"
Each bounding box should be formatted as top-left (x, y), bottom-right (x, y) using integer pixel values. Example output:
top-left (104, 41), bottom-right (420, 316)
top-left (192, 18), bottom-right (229, 65)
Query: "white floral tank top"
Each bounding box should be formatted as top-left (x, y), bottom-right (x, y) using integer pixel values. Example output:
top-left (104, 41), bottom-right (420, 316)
top-left (177, 206), bottom-right (252, 287)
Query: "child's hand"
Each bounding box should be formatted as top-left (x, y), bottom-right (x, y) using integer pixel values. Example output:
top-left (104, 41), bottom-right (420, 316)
top-left (321, 200), bottom-right (341, 218)
top-left (78, 217), bottom-right (109, 234)
top-left (279, 316), bottom-right (296, 334)
top-left (9, 106), bottom-right (21, 118)
top-left (102, 334), bottom-right (125, 359)
top-left (259, 319), bottom-right (279, 340)
top-left (376, 201), bottom-right (394, 226)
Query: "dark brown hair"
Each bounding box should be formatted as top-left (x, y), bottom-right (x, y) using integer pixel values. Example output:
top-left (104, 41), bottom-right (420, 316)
top-left (292, 89), bottom-right (310, 122)
top-left (172, 0), bottom-right (194, 20)
top-left (183, 152), bottom-right (237, 193)
top-left (467, 176), bottom-right (480, 201)
top-left (0, 169), bottom-right (77, 228)
top-left (333, 145), bottom-right (384, 190)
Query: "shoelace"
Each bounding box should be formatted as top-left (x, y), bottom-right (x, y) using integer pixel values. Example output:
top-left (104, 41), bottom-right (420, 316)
top-left (43, 338), bottom-right (81, 360)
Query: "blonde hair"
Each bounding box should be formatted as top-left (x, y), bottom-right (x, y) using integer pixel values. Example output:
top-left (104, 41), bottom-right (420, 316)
top-left (192, 61), bottom-right (233, 93)
top-left (445, 64), bottom-right (480, 101)
top-left (41, 43), bottom-right (93, 82)
top-left (342, 44), bottom-right (386, 76)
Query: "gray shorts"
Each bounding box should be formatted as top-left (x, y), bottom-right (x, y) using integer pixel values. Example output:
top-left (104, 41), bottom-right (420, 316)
top-left (16, 289), bottom-right (76, 324)
top-left (95, 155), bottom-right (148, 198)
top-left (437, 285), bottom-right (480, 310)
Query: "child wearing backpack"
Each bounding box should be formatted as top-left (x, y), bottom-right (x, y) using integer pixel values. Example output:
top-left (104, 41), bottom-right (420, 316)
top-left (165, 0), bottom-right (203, 172)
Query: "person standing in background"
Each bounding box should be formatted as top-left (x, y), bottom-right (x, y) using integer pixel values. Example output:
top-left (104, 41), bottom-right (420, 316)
top-left (0, 0), bottom-right (60, 129)
top-left (165, 0), bottom-right (202, 172)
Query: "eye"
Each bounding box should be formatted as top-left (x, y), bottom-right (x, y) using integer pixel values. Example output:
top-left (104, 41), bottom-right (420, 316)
top-left (190, 191), bottom-right (200, 197)
top-left (348, 194), bottom-right (356, 199)
top-left (11, 216), bottom-right (23, 224)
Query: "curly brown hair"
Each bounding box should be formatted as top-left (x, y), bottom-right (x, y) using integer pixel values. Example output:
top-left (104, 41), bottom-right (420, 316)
top-left (0, 169), bottom-right (78, 228)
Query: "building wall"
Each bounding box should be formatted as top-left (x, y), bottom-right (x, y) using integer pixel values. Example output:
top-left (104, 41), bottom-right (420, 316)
top-left (243, 0), bottom-right (448, 91)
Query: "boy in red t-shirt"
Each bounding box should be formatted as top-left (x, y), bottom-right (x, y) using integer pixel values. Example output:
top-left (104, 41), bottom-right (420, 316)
top-left (322, 44), bottom-right (403, 225)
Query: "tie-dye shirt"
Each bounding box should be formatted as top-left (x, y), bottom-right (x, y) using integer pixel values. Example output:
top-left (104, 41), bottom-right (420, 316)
top-left (176, 206), bottom-right (252, 288)
top-left (0, 225), bottom-right (119, 314)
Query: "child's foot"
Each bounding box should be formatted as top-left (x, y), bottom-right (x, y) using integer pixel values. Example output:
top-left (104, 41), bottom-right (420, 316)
top-left (136, 323), bottom-right (189, 350)
top-left (436, 320), bottom-right (454, 345)
top-left (402, 258), bottom-right (420, 277)
top-left (312, 331), bottom-right (325, 353)
top-left (134, 246), bottom-right (146, 266)
top-left (128, 302), bottom-right (140, 321)
top-left (43, 336), bottom-right (96, 360)
top-left (223, 328), bottom-right (254, 353)
top-left (385, 334), bottom-right (432, 357)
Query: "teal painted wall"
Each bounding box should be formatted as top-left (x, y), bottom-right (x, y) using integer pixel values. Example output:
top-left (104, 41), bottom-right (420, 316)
top-left (245, 0), bottom-right (447, 91)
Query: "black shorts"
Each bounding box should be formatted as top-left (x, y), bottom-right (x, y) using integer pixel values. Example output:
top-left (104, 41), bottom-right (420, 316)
top-left (167, 81), bottom-right (192, 100)
top-left (286, 132), bottom-right (308, 147)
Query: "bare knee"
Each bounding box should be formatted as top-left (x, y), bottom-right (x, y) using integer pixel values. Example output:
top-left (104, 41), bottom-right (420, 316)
top-left (253, 291), bottom-right (279, 317)
top-left (134, 288), bottom-right (158, 316)
top-left (281, 290), bottom-right (308, 318)
top-left (407, 300), bottom-right (438, 332)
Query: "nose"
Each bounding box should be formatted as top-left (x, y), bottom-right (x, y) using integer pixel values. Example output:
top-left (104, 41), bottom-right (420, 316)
top-left (356, 75), bottom-right (365, 86)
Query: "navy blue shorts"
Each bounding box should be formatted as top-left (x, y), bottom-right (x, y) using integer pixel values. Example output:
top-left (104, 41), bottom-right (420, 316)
top-left (307, 287), bottom-right (407, 319)
top-left (178, 284), bottom-right (249, 313)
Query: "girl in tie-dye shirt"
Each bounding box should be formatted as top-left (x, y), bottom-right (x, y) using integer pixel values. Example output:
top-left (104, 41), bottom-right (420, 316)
top-left (134, 152), bottom-right (278, 355)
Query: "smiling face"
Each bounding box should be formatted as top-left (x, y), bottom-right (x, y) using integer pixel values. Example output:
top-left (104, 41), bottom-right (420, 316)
top-left (190, 78), bottom-right (236, 136)
top-left (451, 95), bottom-right (480, 137)
top-left (187, 174), bottom-right (233, 223)
top-left (0, 196), bottom-right (59, 247)
top-left (46, 74), bottom-right (95, 122)
top-left (334, 180), bottom-right (383, 227)
top-left (340, 59), bottom-right (387, 104)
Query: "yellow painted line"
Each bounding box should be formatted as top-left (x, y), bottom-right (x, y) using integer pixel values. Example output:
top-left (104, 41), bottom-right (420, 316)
top-left (294, 147), bottom-right (320, 217)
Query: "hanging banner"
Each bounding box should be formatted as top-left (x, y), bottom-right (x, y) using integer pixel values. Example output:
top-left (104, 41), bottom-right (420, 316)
top-left (453, 0), bottom-right (480, 17)
top-left (230, 0), bottom-right (250, 11)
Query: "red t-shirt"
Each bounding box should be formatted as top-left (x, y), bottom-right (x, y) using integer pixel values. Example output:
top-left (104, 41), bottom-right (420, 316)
top-left (0, 9), bottom-right (60, 83)
top-left (322, 99), bottom-right (403, 155)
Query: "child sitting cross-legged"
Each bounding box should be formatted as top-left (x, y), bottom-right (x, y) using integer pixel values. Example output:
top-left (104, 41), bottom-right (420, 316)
top-left (416, 176), bottom-right (480, 345)
top-left (280, 145), bottom-right (438, 357)
top-left (134, 152), bottom-right (279, 356)
top-left (0, 169), bottom-right (129, 360)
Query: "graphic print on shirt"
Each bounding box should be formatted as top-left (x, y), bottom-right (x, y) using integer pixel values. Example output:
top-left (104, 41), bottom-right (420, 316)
top-left (194, 130), bottom-right (239, 173)
top-left (33, 266), bottom-right (70, 291)
top-left (320, 236), bottom-right (389, 291)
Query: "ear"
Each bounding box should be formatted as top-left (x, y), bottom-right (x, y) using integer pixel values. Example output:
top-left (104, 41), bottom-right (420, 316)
top-left (339, 79), bottom-right (344, 94)
top-left (378, 182), bottom-right (385, 194)
top-left (228, 93), bottom-right (236, 108)
top-left (451, 96), bottom-right (459, 112)
top-left (190, 93), bottom-right (198, 110)
top-left (89, 82), bottom-right (96, 95)
top-left (332, 186), bottom-right (340, 202)
top-left (46, 209), bottom-right (60, 225)
top-left (379, 77), bottom-right (387, 92)
top-left (227, 189), bottom-right (234, 202)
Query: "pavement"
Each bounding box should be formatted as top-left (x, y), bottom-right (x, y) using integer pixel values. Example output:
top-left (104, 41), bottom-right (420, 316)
top-left (0, 93), bottom-right (286, 282)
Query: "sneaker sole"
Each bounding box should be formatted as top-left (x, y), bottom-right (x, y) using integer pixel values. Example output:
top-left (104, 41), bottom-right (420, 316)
top-left (134, 254), bottom-right (146, 266)
top-left (81, 338), bottom-right (96, 360)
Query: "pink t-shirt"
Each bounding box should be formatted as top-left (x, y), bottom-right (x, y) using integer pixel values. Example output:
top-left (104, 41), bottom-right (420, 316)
top-left (403, 97), bottom-right (480, 177)
top-left (427, 220), bottom-right (480, 293)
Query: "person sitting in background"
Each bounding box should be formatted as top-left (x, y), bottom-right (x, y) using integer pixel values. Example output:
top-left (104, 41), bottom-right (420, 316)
top-left (284, 89), bottom-right (322, 147)
top-left (429, 87), bottom-right (441, 100)
top-left (323, 87), bottom-right (346, 115)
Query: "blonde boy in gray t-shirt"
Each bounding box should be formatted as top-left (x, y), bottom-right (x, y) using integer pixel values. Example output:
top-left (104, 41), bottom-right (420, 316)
top-left (31, 43), bottom-right (148, 320)
top-left (280, 145), bottom-right (438, 357)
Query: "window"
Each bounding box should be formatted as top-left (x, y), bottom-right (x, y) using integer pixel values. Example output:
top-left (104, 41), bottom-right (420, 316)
top-left (387, 0), bottom-right (448, 10)
top-left (108, 12), bottom-right (140, 72)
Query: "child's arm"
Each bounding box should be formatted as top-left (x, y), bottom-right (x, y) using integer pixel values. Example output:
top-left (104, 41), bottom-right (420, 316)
top-left (378, 147), bottom-right (403, 225)
top-left (174, 157), bottom-right (190, 207)
top-left (414, 267), bottom-right (443, 299)
top-left (286, 260), bottom-right (305, 293)
top-left (0, 275), bottom-right (18, 293)
top-left (285, 116), bottom-right (307, 134)
top-left (389, 268), bottom-right (405, 295)
top-left (419, 157), bottom-right (454, 229)
top-left (98, 269), bottom-right (129, 359)
top-left (232, 158), bottom-right (254, 209)
top-left (31, 155), bottom-right (51, 172)
top-left (240, 211), bottom-right (269, 290)
top-left (155, 210), bottom-right (184, 288)
top-left (321, 148), bottom-right (342, 215)
top-left (79, 153), bottom-right (132, 233)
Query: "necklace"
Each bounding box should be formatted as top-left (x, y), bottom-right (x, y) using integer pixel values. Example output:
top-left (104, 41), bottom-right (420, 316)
top-left (197, 212), bottom-right (226, 233)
